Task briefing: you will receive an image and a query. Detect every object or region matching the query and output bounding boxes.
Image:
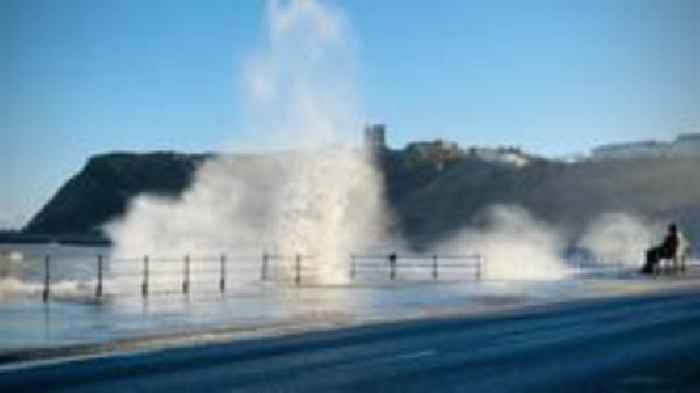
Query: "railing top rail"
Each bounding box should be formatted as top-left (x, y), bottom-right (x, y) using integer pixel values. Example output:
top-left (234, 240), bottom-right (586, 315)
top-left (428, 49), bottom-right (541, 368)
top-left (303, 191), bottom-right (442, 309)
top-left (15, 251), bottom-right (481, 258)
top-left (265, 254), bottom-right (316, 259)
top-left (351, 254), bottom-right (481, 260)
top-left (108, 254), bottom-right (252, 261)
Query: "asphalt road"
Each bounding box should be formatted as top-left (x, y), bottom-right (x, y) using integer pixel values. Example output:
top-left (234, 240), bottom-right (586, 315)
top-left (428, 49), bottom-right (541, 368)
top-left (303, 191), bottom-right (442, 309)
top-left (3, 290), bottom-right (700, 392)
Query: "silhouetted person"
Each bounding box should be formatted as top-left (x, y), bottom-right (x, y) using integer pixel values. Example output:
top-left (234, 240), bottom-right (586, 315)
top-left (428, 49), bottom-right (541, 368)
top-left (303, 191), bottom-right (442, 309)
top-left (642, 224), bottom-right (679, 274)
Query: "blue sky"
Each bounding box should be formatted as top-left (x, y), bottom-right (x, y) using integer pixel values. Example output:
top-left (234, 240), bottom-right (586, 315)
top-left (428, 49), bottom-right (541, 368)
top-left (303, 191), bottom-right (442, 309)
top-left (2, 0), bottom-right (698, 228)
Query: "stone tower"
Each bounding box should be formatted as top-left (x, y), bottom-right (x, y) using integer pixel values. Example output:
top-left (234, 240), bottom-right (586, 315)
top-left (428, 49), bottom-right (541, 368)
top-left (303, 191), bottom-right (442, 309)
top-left (364, 123), bottom-right (386, 154)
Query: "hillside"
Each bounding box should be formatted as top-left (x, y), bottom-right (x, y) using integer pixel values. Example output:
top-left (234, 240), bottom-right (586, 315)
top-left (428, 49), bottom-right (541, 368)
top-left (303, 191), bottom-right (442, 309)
top-left (22, 150), bottom-right (700, 246)
top-left (23, 152), bottom-right (211, 237)
top-left (384, 154), bottom-right (700, 244)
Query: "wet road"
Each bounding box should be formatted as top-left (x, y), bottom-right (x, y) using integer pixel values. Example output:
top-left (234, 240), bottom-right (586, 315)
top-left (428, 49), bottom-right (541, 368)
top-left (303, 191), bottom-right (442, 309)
top-left (2, 290), bottom-right (700, 392)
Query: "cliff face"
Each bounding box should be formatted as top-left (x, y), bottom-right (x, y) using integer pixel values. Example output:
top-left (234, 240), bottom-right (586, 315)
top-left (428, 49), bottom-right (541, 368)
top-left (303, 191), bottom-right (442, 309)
top-left (23, 150), bottom-right (700, 246)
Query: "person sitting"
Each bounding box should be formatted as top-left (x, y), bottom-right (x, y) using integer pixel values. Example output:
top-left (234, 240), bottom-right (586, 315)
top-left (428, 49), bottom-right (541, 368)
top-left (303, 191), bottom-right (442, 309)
top-left (642, 224), bottom-right (679, 274)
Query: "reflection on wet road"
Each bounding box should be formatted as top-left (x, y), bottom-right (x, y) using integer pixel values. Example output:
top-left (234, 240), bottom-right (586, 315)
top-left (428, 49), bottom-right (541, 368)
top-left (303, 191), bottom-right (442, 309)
top-left (3, 290), bottom-right (700, 392)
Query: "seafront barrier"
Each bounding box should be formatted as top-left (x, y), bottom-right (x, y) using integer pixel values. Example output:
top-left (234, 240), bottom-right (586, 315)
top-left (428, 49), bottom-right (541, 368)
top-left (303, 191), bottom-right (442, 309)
top-left (26, 252), bottom-right (483, 302)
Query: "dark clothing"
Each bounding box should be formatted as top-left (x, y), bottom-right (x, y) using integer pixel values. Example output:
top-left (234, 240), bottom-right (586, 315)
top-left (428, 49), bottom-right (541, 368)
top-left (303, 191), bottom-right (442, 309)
top-left (659, 233), bottom-right (678, 258)
top-left (642, 232), bottom-right (679, 274)
top-left (643, 247), bottom-right (663, 273)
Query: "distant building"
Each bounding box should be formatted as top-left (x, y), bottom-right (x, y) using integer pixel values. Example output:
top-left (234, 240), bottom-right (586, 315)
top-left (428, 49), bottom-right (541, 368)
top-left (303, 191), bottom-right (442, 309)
top-left (591, 141), bottom-right (669, 160)
top-left (405, 139), bottom-right (464, 170)
top-left (403, 140), bottom-right (531, 169)
top-left (591, 133), bottom-right (700, 160)
top-left (406, 140), bottom-right (462, 160)
top-left (468, 146), bottom-right (530, 167)
top-left (364, 123), bottom-right (387, 154)
top-left (671, 133), bottom-right (700, 156)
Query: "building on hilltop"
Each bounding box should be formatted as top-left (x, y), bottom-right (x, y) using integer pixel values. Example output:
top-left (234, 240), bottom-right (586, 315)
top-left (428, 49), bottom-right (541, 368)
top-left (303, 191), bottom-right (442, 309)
top-left (406, 140), bottom-right (462, 161)
top-left (405, 139), bottom-right (464, 171)
top-left (591, 140), bottom-right (669, 160)
top-left (403, 140), bottom-right (531, 169)
top-left (468, 146), bottom-right (530, 167)
top-left (591, 133), bottom-right (700, 160)
top-left (364, 123), bottom-right (387, 154)
top-left (671, 133), bottom-right (700, 156)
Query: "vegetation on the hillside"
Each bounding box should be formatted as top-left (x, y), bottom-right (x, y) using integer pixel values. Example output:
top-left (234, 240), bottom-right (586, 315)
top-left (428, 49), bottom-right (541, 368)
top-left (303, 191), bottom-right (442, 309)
top-left (22, 150), bottom-right (700, 247)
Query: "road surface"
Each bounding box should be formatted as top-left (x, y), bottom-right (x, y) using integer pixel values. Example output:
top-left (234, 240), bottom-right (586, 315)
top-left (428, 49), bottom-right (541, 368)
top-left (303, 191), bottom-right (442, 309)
top-left (2, 290), bottom-right (700, 392)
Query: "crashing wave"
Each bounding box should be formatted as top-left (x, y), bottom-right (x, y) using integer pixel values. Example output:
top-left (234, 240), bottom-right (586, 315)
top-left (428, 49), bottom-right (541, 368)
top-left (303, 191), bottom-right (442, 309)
top-left (0, 250), bottom-right (23, 278)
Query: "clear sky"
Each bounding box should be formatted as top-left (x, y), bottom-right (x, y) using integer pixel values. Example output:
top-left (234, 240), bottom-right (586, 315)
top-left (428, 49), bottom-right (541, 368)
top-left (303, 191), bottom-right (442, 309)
top-left (2, 0), bottom-right (698, 229)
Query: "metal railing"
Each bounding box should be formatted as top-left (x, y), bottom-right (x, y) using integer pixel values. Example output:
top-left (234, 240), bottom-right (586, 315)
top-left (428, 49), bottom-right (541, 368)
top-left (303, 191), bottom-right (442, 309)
top-left (28, 252), bottom-right (697, 303)
top-left (26, 251), bottom-right (482, 302)
top-left (349, 253), bottom-right (483, 281)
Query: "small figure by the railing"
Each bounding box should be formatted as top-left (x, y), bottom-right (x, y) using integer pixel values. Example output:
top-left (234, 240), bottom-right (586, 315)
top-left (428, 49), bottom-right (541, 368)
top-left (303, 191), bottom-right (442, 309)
top-left (642, 223), bottom-right (692, 275)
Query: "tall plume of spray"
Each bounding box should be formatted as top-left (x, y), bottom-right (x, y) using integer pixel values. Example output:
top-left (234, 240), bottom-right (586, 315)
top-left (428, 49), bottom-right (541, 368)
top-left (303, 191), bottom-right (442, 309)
top-left (242, 0), bottom-right (360, 149)
top-left (107, 0), bottom-right (389, 286)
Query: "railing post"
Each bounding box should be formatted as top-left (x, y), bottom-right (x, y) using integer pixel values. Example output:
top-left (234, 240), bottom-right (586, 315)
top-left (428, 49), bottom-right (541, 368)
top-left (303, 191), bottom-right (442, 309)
top-left (261, 252), bottom-right (269, 281)
top-left (141, 255), bottom-right (149, 298)
top-left (617, 260), bottom-right (625, 279)
top-left (182, 254), bottom-right (190, 295)
top-left (219, 254), bottom-right (226, 294)
top-left (295, 254), bottom-right (302, 286)
top-left (42, 255), bottom-right (50, 303)
top-left (389, 253), bottom-right (397, 280)
top-left (96, 255), bottom-right (103, 299)
top-left (432, 254), bottom-right (438, 280)
top-left (350, 254), bottom-right (356, 280)
top-left (475, 255), bottom-right (483, 281)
